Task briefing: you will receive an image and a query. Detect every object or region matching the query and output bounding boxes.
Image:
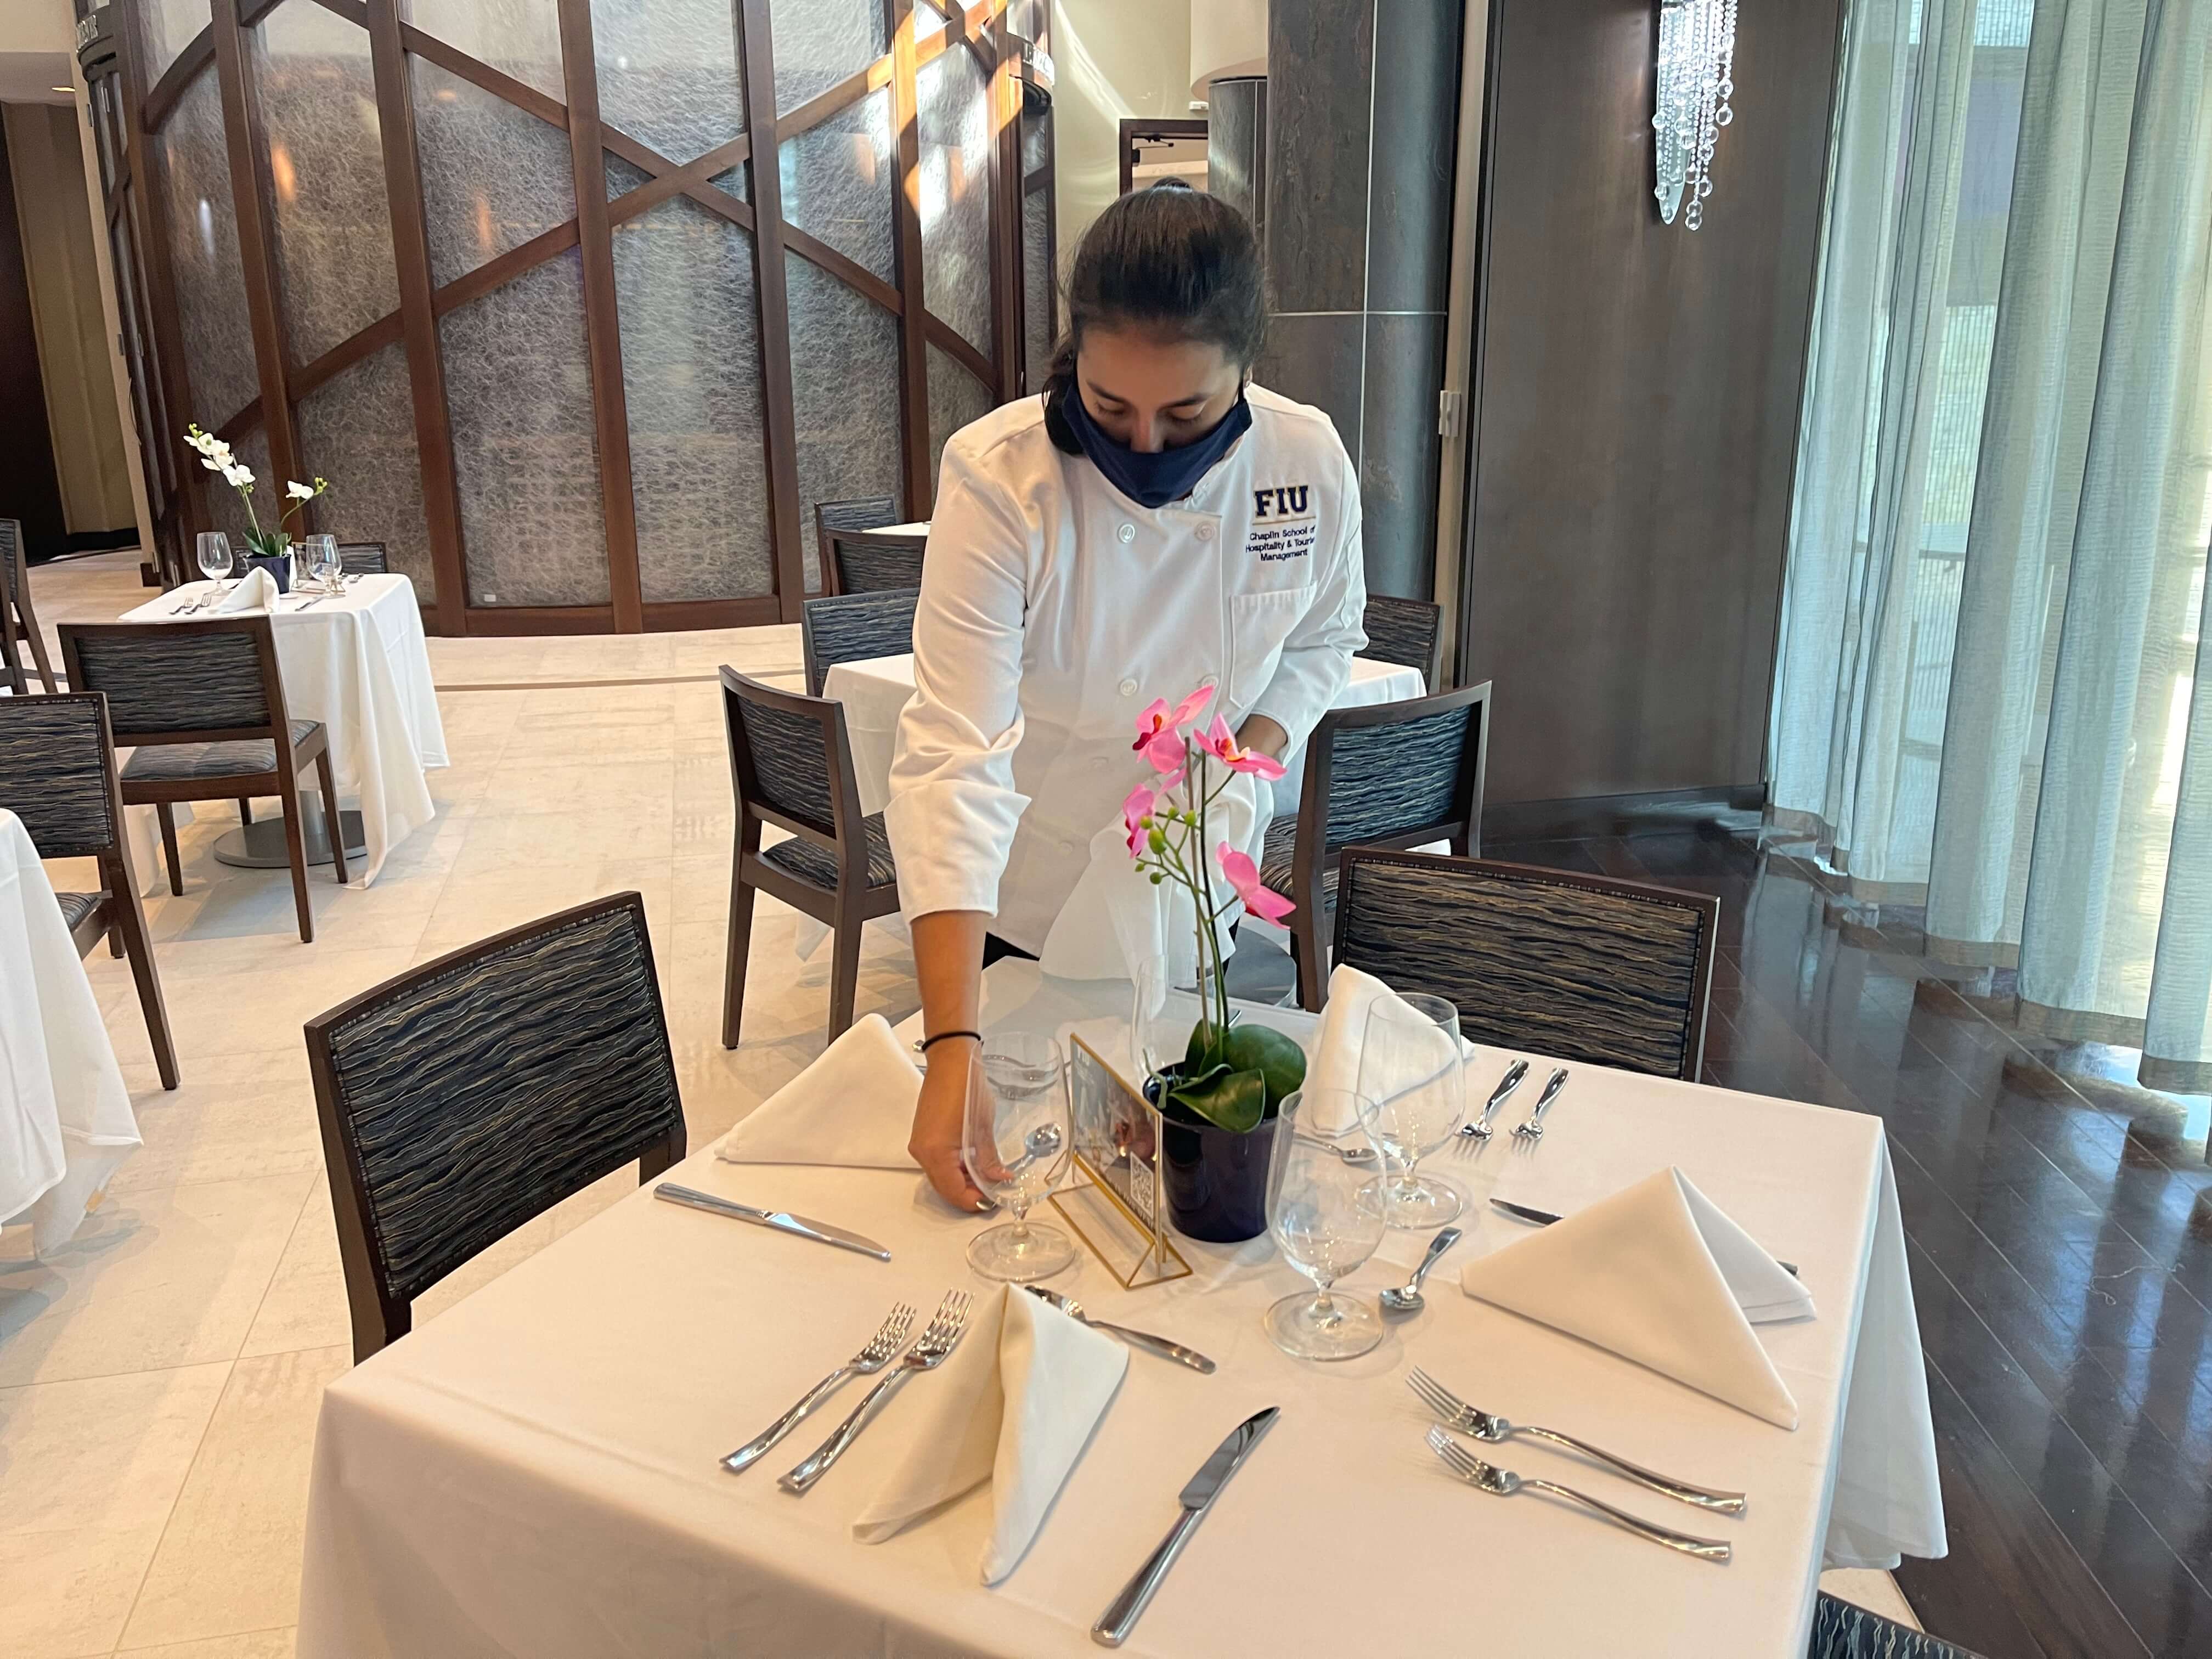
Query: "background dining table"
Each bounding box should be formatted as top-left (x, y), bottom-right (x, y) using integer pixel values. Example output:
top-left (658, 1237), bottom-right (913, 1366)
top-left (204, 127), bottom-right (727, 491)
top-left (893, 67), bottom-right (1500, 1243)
top-left (295, 961), bottom-right (1940, 1658)
top-left (117, 574), bottom-right (448, 885)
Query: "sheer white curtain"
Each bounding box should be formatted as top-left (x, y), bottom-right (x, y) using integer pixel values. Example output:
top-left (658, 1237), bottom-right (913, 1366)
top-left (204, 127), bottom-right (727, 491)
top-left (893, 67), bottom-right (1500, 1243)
top-left (1772, 0), bottom-right (2212, 1088)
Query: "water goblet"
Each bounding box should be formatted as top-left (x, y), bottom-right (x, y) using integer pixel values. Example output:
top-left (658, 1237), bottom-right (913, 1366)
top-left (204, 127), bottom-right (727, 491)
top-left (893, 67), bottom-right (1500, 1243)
top-left (962, 1031), bottom-right (1077, 1282)
top-left (304, 533), bottom-right (340, 594)
top-left (1356, 992), bottom-right (1469, 1228)
top-left (196, 531), bottom-right (232, 601)
top-left (1264, 1086), bottom-right (1387, 1360)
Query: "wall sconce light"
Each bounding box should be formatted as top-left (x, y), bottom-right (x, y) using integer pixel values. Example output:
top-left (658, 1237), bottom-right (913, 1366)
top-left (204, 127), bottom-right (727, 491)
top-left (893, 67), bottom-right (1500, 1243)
top-left (1653, 0), bottom-right (1737, 229)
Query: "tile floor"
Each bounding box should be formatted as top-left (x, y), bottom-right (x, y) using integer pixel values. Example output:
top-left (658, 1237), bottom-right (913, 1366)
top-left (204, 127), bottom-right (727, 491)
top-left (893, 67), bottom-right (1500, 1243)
top-left (1, 552), bottom-right (1914, 1655)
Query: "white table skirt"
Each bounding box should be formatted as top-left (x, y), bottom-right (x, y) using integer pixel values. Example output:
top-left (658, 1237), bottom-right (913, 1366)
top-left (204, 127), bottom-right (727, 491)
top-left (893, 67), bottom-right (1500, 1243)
top-left (0, 811), bottom-right (138, 1254)
top-left (119, 575), bottom-right (449, 884)
top-left (297, 964), bottom-right (1942, 1659)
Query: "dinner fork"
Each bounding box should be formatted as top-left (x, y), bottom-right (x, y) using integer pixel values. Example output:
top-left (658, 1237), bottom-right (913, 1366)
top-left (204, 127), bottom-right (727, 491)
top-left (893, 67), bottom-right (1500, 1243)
top-left (1408, 1368), bottom-right (1745, 1513)
top-left (720, 1302), bottom-right (916, 1474)
top-left (1510, 1067), bottom-right (1570, 1144)
top-left (1455, 1059), bottom-right (1530, 1152)
top-left (1426, 1428), bottom-right (1730, 1559)
top-left (779, 1290), bottom-right (972, 1494)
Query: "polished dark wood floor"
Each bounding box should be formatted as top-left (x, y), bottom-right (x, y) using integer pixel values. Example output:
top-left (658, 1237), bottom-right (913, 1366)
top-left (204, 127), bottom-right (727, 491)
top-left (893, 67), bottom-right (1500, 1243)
top-left (1489, 825), bottom-right (2212, 1659)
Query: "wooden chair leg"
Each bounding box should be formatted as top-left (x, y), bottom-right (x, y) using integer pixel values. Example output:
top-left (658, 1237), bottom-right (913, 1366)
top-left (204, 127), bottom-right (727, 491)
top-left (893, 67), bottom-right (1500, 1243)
top-left (1294, 901), bottom-right (1327, 1012)
top-left (239, 797), bottom-right (254, 825)
top-left (20, 614), bottom-right (58, 692)
top-left (108, 921), bottom-right (126, 957)
top-left (826, 910), bottom-right (863, 1041)
top-left (721, 853), bottom-right (757, 1049)
top-left (280, 785), bottom-right (315, 943)
top-left (154, 802), bottom-right (184, 895)
top-left (313, 748), bottom-right (348, 884)
top-left (110, 893), bottom-right (179, 1090)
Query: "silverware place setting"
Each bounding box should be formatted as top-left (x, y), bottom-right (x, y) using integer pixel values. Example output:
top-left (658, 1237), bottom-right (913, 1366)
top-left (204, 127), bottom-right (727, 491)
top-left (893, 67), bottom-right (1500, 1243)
top-left (1488, 1196), bottom-right (1803, 1278)
top-left (1408, 1368), bottom-right (1746, 1513)
top-left (1378, 1226), bottom-right (1462, 1314)
top-left (780, 1289), bottom-right (972, 1494)
top-left (1024, 1285), bottom-right (1217, 1373)
top-left (1425, 1426), bottom-right (1732, 1560)
top-left (1456, 1058), bottom-right (1528, 1150)
top-left (1511, 1066), bottom-right (1571, 1145)
top-left (721, 1301), bottom-right (916, 1474)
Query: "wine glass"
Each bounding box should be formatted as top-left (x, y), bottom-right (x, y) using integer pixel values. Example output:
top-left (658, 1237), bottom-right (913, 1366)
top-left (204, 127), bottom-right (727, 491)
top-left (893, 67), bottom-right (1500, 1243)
top-left (1356, 992), bottom-right (1469, 1228)
top-left (962, 1031), bottom-right (1077, 1282)
top-left (304, 533), bottom-right (339, 594)
top-left (1264, 1086), bottom-right (1387, 1360)
top-left (196, 531), bottom-right (232, 599)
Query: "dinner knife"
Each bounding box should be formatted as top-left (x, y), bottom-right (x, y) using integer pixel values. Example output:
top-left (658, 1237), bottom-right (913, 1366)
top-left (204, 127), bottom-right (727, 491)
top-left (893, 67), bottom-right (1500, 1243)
top-left (1092, 1406), bottom-right (1280, 1647)
top-left (1489, 1198), bottom-right (1798, 1278)
top-left (653, 1183), bottom-right (891, 1262)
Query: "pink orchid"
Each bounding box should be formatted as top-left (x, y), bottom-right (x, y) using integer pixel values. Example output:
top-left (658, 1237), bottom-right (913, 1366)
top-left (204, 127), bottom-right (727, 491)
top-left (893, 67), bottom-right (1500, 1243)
top-left (1139, 727), bottom-right (1187, 775)
top-left (1217, 843), bottom-right (1295, 923)
top-left (1193, 714), bottom-right (1287, 781)
top-left (1132, 685), bottom-right (1214, 753)
top-left (1122, 781), bottom-right (1159, 856)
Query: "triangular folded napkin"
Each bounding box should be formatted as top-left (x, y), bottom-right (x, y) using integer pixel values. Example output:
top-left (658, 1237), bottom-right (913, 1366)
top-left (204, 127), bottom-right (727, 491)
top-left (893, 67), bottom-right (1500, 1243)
top-left (213, 567), bottom-right (280, 612)
top-left (1305, 963), bottom-right (1459, 1133)
top-left (853, 1284), bottom-right (1127, 1584)
top-left (1460, 1166), bottom-right (1813, 1429)
top-left (715, 1013), bottom-right (921, 1169)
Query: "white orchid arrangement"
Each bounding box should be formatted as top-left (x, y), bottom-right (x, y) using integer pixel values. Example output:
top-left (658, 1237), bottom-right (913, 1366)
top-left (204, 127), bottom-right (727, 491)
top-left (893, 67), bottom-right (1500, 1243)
top-left (185, 424), bottom-right (327, 562)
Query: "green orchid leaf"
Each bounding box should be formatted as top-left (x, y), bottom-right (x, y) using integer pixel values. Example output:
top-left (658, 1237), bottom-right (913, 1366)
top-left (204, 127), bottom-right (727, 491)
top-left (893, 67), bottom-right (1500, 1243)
top-left (1221, 1023), bottom-right (1307, 1109)
top-left (1169, 1066), bottom-right (1268, 1133)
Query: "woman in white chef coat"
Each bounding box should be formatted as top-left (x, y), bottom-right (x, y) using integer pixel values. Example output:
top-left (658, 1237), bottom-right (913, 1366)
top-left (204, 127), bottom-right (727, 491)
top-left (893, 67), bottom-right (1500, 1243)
top-left (887, 181), bottom-right (1367, 1209)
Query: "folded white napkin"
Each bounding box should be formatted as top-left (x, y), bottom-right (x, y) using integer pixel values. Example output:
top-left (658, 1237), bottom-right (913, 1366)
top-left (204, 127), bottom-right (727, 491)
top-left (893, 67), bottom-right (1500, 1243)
top-left (853, 1284), bottom-right (1127, 1583)
top-left (1461, 1166), bottom-right (1812, 1429)
top-left (212, 567), bottom-right (280, 612)
top-left (714, 1013), bottom-right (921, 1169)
top-left (1305, 962), bottom-right (1440, 1133)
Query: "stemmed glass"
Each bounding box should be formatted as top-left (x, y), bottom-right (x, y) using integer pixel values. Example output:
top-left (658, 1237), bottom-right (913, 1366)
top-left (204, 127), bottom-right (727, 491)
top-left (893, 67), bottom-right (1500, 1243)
top-left (196, 531), bottom-right (232, 601)
top-left (304, 533), bottom-right (340, 594)
top-left (962, 1031), bottom-right (1077, 1282)
top-left (1356, 992), bottom-right (1469, 1228)
top-left (1264, 1086), bottom-right (1387, 1360)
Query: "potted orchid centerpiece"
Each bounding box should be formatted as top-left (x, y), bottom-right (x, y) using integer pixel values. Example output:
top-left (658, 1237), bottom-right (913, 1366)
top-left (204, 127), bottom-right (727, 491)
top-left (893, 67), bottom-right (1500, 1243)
top-left (1121, 685), bottom-right (1308, 1241)
top-left (185, 424), bottom-right (327, 594)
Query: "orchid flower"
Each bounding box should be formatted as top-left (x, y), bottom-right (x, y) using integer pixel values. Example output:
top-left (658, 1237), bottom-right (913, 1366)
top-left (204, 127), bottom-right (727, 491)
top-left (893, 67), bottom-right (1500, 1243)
top-left (1193, 714), bottom-right (1287, 781)
top-left (286, 479), bottom-right (319, 501)
top-left (1217, 843), bottom-right (1295, 923)
top-left (1132, 684), bottom-right (1213, 753)
top-left (1121, 781), bottom-right (1159, 855)
top-left (222, 462), bottom-right (255, 490)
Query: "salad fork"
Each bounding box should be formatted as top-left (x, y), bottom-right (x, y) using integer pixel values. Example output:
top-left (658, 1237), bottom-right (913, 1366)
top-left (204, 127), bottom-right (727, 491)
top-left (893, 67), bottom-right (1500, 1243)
top-left (1426, 1427), bottom-right (1731, 1559)
top-left (1511, 1067), bottom-right (1570, 1144)
top-left (1456, 1059), bottom-right (1529, 1150)
top-left (780, 1290), bottom-right (972, 1494)
top-left (1408, 1368), bottom-right (1745, 1512)
top-left (720, 1301), bottom-right (915, 1473)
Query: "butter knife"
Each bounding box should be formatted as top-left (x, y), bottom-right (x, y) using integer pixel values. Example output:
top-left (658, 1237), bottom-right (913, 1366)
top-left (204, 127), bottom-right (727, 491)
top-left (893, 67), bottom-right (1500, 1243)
top-left (653, 1183), bottom-right (891, 1261)
top-left (1093, 1406), bottom-right (1279, 1647)
top-left (1024, 1286), bottom-right (1217, 1374)
top-left (1489, 1198), bottom-right (1798, 1278)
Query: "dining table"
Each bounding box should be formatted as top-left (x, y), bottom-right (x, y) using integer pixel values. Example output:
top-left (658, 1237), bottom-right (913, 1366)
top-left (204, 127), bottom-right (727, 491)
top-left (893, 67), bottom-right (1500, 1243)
top-left (116, 573), bottom-right (448, 885)
top-left (0, 809), bottom-right (138, 1254)
top-left (295, 960), bottom-right (1942, 1658)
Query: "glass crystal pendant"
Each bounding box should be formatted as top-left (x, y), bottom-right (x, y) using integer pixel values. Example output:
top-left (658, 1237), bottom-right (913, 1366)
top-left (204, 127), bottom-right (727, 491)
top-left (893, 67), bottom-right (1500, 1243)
top-left (1652, 0), bottom-right (1737, 230)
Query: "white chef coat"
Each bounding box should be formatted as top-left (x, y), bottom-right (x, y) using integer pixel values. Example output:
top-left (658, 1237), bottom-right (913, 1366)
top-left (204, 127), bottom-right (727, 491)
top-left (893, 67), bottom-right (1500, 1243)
top-left (885, 383), bottom-right (1368, 952)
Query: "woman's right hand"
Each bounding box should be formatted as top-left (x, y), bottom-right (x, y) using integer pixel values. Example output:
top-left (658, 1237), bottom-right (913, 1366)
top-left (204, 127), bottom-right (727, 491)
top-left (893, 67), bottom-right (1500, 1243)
top-left (910, 1039), bottom-right (992, 1212)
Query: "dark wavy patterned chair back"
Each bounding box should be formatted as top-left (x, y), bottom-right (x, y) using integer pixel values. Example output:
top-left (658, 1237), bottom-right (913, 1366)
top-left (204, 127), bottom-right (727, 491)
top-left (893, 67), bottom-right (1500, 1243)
top-left (814, 496), bottom-right (899, 540)
top-left (1332, 850), bottom-right (1719, 1080)
top-left (60, 619), bottom-right (276, 736)
top-left (337, 541), bottom-right (389, 574)
top-left (801, 589), bottom-right (920, 696)
top-left (1359, 595), bottom-right (1444, 688)
top-left (0, 518), bottom-right (21, 605)
top-left (306, 894), bottom-right (685, 1360)
top-left (1316, 690), bottom-right (1486, 851)
top-left (721, 667), bottom-right (845, 838)
top-left (0, 693), bottom-right (119, 859)
top-left (831, 529), bottom-right (927, 595)
top-left (1808, 1594), bottom-right (1984, 1658)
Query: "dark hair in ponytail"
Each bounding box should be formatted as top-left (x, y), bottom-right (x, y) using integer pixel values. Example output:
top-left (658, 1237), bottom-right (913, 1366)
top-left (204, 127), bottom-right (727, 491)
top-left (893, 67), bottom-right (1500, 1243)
top-left (1046, 181), bottom-right (1265, 389)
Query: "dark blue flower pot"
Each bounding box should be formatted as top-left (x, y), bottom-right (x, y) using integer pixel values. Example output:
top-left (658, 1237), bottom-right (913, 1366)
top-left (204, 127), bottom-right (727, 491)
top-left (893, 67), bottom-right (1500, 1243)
top-left (241, 552), bottom-right (292, 594)
top-left (1157, 1098), bottom-right (1278, 1244)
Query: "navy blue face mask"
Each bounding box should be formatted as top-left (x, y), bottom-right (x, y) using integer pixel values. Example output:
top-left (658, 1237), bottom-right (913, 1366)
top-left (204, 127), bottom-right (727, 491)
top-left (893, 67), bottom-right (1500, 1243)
top-left (1057, 381), bottom-right (1253, 510)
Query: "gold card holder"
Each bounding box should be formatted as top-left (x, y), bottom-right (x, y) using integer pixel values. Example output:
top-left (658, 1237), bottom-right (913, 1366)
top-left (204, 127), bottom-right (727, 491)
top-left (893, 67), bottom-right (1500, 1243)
top-left (1050, 1032), bottom-right (1190, 1290)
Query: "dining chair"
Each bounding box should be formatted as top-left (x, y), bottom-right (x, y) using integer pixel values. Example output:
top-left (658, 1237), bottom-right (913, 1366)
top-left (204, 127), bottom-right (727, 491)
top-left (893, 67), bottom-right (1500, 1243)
top-left (800, 588), bottom-right (921, 697)
top-left (718, 666), bottom-right (900, 1046)
top-left (1330, 848), bottom-right (1720, 1080)
top-left (827, 526), bottom-right (928, 596)
top-left (2, 517), bottom-right (60, 692)
top-left (1357, 594), bottom-right (1445, 691)
top-left (812, 495), bottom-right (898, 595)
top-left (304, 893), bottom-right (687, 1361)
top-left (1259, 681), bottom-right (1491, 1011)
top-left (336, 541), bottom-right (388, 575)
top-left (58, 616), bottom-right (346, 943)
top-left (0, 692), bottom-right (179, 1089)
top-left (1808, 1594), bottom-right (1985, 1658)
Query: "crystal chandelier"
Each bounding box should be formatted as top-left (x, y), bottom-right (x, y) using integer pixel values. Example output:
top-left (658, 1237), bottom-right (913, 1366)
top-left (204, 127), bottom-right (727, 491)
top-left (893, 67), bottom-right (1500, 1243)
top-left (1652, 0), bottom-right (1737, 229)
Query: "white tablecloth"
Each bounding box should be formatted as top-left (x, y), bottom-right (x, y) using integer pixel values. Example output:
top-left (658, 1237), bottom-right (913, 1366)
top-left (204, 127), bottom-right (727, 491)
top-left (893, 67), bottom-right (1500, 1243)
top-left (297, 963), bottom-right (1942, 1658)
top-left (0, 811), bottom-right (138, 1254)
top-left (120, 575), bottom-right (448, 884)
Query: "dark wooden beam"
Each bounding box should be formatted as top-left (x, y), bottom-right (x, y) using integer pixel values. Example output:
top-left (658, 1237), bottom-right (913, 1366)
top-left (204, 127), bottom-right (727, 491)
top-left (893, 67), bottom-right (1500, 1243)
top-left (431, 219), bottom-right (582, 315)
top-left (887, 0), bottom-right (933, 512)
top-left (399, 26), bottom-right (570, 132)
top-left (783, 225), bottom-right (902, 314)
top-left (144, 35), bottom-right (215, 130)
top-left (922, 314), bottom-right (992, 388)
top-left (986, 11), bottom-right (1020, 400)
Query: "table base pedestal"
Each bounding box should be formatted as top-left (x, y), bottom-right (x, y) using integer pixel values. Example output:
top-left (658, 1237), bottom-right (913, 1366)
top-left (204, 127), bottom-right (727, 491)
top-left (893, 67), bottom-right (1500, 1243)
top-left (212, 806), bottom-right (366, 870)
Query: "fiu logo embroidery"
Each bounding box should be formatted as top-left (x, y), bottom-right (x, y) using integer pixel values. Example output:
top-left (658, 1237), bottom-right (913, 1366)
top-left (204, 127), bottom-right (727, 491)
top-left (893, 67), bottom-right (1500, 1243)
top-left (1251, 484), bottom-right (1311, 519)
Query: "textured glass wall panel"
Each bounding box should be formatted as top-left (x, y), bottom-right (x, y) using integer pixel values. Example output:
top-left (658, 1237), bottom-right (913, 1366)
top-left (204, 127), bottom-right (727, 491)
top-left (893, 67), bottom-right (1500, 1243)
top-left (255, 2), bottom-right (398, 367)
top-left (927, 343), bottom-right (992, 498)
top-left (917, 41), bottom-right (992, 354)
top-left (160, 72), bottom-right (258, 429)
top-left (770, 0), bottom-right (885, 113)
top-left (590, 0), bottom-right (745, 166)
top-left (199, 426), bottom-right (273, 553)
top-left (142, 0), bottom-right (213, 84)
top-left (1023, 182), bottom-right (1052, 388)
top-left (708, 165), bottom-right (750, 203)
top-left (295, 341), bottom-right (433, 589)
top-left (439, 251), bottom-right (610, 606)
top-left (778, 87), bottom-right (894, 280)
top-left (788, 253), bottom-right (904, 589)
top-left (413, 0), bottom-right (566, 102)
top-left (413, 57), bottom-right (577, 287)
top-left (612, 198), bottom-right (774, 602)
top-left (606, 154), bottom-right (652, 199)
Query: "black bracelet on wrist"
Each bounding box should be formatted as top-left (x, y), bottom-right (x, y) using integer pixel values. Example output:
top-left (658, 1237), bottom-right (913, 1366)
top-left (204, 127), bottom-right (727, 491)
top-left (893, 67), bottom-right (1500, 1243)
top-left (918, 1029), bottom-right (982, 1053)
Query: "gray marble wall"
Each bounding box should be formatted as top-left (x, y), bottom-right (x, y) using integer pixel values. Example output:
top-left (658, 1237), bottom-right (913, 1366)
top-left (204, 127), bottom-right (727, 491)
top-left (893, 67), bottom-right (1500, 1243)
top-left (1254, 0), bottom-right (1461, 601)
